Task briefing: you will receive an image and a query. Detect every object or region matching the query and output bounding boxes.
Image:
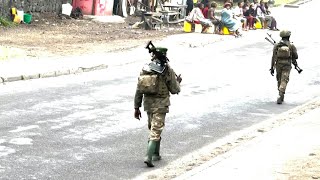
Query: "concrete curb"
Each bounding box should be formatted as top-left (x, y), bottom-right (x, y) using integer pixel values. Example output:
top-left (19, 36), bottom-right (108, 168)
top-left (174, 97), bottom-right (320, 180)
top-left (297, 0), bottom-right (312, 5)
top-left (0, 64), bottom-right (108, 84)
top-left (134, 97), bottom-right (320, 180)
top-left (283, 4), bottom-right (299, 8)
top-left (284, 0), bottom-right (312, 7)
top-left (0, 0), bottom-right (313, 85)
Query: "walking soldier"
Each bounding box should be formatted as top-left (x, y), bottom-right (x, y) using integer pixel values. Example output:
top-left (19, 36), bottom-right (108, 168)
top-left (270, 30), bottom-right (299, 104)
top-left (134, 41), bottom-right (182, 167)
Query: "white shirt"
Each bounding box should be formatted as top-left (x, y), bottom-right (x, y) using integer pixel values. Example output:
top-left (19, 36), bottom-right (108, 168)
top-left (256, 5), bottom-right (265, 17)
top-left (233, 6), bottom-right (243, 17)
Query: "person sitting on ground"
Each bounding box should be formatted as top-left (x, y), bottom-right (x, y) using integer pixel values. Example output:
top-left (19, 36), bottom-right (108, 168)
top-left (243, 0), bottom-right (250, 10)
top-left (255, 0), bottom-right (268, 29)
top-left (253, 0), bottom-right (258, 9)
top-left (201, 0), bottom-right (209, 6)
top-left (244, 3), bottom-right (256, 30)
top-left (233, 1), bottom-right (248, 31)
top-left (198, 3), bottom-right (205, 16)
top-left (264, 2), bottom-right (279, 31)
top-left (186, 3), bottom-right (213, 31)
top-left (242, 1), bottom-right (249, 13)
top-left (221, 2), bottom-right (242, 37)
top-left (207, 1), bottom-right (223, 34)
top-left (202, 2), bottom-right (210, 18)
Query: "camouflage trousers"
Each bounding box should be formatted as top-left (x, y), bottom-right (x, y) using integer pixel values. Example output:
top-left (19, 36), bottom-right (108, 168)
top-left (147, 112), bottom-right (166, 141)
top-left (276, 65), bottom-right (291, 93)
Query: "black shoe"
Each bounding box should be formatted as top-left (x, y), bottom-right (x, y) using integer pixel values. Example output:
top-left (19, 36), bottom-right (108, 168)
top-left (144, 159), bottom-right (154, 167)
top-left (277, 97), bottom-right (282, 104)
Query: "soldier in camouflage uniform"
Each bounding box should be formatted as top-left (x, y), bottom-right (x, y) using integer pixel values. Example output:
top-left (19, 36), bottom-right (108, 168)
top-left (270, 30), bottom-right (299, 104)
top-left (134, 47), bottom-right (182, 167)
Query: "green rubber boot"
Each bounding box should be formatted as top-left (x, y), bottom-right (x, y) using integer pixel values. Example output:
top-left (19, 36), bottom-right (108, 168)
top-left (152, 140), bottom-right (161, 161)
top-left (144, 140), bottom-right (157, 167)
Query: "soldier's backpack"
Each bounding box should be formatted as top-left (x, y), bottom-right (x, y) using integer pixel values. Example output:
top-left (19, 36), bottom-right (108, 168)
top-left (137, 74), bottom-right (159, 94)
top-left (277, 43), bottom-right (291, 59)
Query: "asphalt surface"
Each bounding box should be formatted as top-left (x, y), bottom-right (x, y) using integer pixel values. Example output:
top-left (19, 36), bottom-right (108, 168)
top-left (1, 1), bottom-right (320, 179)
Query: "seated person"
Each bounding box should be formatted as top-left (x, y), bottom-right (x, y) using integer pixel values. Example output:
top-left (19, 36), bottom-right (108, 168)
top-left (186, 2), bottom-right (213, 31)
top-left (202, 2), bottom-right (210, 19)
top-left (221, 2), bottom-right (242, 37)
top-left (243, 0), bottom-right (250, 10)
top-left (256, 0), bottom-right (274, 29)
top-left (207, 1), bottom-right (223, 34)
top-left (264, 2), bottom-right (279, 31)
top-left (233, 1), bottom-right (248, 31)
top-left (244, 3), bottom-right (256, 30)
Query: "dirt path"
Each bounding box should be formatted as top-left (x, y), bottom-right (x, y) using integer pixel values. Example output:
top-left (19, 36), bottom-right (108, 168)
top-left (0, 13), bottom-right (183, 60)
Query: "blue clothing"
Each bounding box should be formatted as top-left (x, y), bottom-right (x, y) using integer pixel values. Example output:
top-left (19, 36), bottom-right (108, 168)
top-left (221, 8), bottom-right (239, 31)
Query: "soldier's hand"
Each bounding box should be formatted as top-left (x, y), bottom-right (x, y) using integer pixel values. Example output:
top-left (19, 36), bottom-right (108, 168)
top-left (269, 68), bottom-right (274, 76)
top-left (134, 108), bottom-right (141, 120)
top-left (176, 74), bottom-right (182, 83)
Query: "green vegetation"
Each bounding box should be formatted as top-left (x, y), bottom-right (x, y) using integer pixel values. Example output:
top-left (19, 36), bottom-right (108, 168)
top-left (0, 16), bottom-right (16, 27)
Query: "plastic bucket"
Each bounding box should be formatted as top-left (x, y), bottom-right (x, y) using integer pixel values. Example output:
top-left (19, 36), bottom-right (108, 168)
top-left (24, 14), bottom-right (32, 24)
top-left (255, 21), bottom-right (262, 29)
top-left (223, 26), bottom-right (230, 35)
top-left (194, 24), bottom-right (202, 33)
top-left (13, 15), bottom-right (21, 23)
top-left (183, 21), bottom-right (192, 32)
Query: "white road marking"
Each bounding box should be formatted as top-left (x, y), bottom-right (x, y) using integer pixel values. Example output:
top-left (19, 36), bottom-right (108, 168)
top-left (0, 146), bottom-right (16, 157)
top-left (9, 138), bottom-right (33, 145)
top-left (9, 125), bottom-right (40, 133)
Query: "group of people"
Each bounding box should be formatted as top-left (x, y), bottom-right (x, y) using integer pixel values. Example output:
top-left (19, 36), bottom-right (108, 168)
top-left (185, 0), bottom-right (279, 37)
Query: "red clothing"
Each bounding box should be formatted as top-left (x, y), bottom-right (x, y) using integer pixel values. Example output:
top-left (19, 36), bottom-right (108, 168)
top-left (202, 7), bottom-right (209, 18)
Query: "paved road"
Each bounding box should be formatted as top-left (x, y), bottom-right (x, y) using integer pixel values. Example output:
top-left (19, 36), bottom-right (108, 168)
top-left (1, 1), bottom-right (320, 179)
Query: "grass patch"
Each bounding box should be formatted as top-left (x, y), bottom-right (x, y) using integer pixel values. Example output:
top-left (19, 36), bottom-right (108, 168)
top-left (0, 16), bottom-right (16, 27)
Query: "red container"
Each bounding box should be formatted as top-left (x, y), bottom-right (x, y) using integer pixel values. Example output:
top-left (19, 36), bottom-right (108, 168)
top-left (94, 0), bottom-right (114, 16)
top-left (72, 0), bottom-right (94, 15)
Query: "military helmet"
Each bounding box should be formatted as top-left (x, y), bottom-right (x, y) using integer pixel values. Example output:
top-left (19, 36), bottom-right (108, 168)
top-left (155, 47), bottom-right (168, 54)
top-left (280, 30), bottom-right (291, 37)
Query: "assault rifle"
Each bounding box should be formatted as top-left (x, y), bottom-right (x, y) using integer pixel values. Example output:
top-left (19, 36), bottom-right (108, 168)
top-left (145, 41), bottom-right (169, 63)
top-left (265, 33), bottom-right (303, 74)
top-left (145, 41), bottom-right (182, 82)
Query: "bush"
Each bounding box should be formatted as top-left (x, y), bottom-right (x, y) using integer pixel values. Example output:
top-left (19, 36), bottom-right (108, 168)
top-left (0, 16), bottom-right (15, 27)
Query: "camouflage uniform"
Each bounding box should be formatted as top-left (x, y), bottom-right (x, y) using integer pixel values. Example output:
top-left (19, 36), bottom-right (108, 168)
top-left (134, 52), bottom-right (181, 167)
top-left (134, 64), bottom-right (181, 141)
top-left (271, 30), bottom-right (298, 104)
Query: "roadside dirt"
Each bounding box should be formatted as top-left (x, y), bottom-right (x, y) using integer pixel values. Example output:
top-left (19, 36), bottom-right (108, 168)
top-left (283, 148), bottom-right (320, 179)
top-left (135, 102), bottom-right (320, 180)
top-left (0, 13), bottom-right (183, 59)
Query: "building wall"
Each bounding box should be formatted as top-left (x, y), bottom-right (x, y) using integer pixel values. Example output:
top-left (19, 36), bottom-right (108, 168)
top-left (0, 0), bottom-right (72, 17)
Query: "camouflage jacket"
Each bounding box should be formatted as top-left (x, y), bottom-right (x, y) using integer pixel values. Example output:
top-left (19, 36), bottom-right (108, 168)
top-left (271, 40), bottom-right (298, 69)
top-left (134, 63), bottom-right (181, 113)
